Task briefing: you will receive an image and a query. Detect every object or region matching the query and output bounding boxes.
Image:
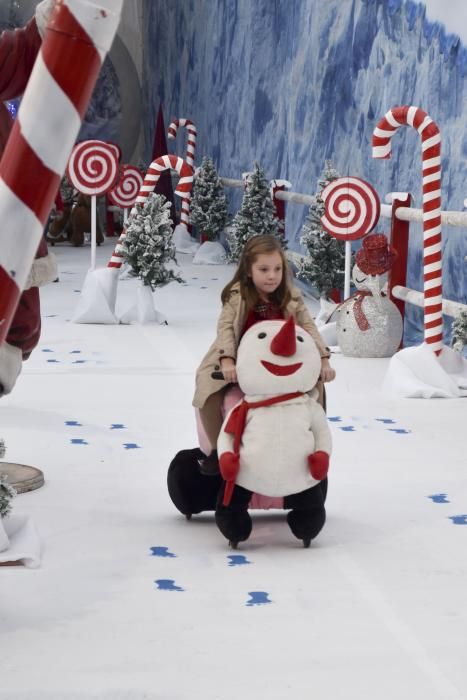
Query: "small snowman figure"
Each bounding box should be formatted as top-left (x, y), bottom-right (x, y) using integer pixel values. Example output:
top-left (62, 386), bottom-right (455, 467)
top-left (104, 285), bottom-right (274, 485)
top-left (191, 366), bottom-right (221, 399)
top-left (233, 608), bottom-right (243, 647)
top-left (336, 233), bottom-right (402, 358)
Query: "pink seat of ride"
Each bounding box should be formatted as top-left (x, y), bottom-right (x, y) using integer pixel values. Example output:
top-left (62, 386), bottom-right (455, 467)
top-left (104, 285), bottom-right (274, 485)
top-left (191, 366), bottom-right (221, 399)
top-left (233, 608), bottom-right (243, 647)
top-left (195, 384), bottom-right (283, 510)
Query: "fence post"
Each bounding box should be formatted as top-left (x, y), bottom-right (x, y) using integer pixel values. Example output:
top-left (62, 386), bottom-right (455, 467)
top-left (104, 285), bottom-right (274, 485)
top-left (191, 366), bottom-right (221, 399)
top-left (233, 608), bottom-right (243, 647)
top-left (271, 179), bottom-right (292, 237)
top-left (389, 193), bottom-right (411, 340)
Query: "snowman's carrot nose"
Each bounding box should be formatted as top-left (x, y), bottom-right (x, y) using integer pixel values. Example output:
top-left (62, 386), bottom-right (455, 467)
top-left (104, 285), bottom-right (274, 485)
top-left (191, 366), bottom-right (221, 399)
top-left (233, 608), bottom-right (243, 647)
top-left (270, 316), bottom-right (296, 357)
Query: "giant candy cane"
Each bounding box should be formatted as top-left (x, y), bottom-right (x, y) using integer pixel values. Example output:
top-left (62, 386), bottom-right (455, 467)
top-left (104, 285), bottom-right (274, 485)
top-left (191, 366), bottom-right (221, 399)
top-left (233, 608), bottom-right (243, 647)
top-left (0, 0), bottom-right (123, 345)
top-left (372, 106), bottom-right (443, 353)
top-left (168, 118), bottom-right (197, 227)
top-left (108, 154), bottom-right (193, 268)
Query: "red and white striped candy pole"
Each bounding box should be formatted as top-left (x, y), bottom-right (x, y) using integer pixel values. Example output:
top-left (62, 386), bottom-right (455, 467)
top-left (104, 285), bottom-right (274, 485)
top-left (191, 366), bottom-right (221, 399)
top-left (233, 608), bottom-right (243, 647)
top-left (108, 154), bottom-right (193, 269)
top-left (108, 165), bottom-right (144, 223)
top-left (320, 176), bottom-right (381, 299)
top-left (67, 139), bottom-right (120, 269)
top-left (372, 106), bottom-right (443, 353)
top-left (0, 0), bottom-right (123, 346)
top-left (168, 118), bottom-right (197, 228)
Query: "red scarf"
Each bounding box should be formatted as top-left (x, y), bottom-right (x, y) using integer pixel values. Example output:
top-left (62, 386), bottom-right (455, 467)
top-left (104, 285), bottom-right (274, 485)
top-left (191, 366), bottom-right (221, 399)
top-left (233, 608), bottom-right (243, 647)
top-left (352, 290), bottom-right (373, 331)
top-left (222, 391), bottom-right (304, 506)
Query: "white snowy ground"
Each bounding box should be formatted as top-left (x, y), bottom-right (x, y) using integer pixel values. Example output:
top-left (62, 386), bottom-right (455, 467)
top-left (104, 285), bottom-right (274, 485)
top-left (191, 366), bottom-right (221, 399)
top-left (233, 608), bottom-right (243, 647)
top-left (0, 240), bottom-right (466, 700)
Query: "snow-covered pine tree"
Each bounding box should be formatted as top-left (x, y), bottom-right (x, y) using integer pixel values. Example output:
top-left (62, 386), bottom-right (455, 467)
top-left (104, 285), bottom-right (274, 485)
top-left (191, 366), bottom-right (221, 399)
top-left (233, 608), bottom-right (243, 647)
top-left (451, 309), bottom-right (467, 353)
top-left (121, 193), bottom-right (183, 291)
top-left (0, 472), bottom-right (16, 519)
top-left (227, 162), bottom-right (281, 262)
top-left (190, 156), bottom-right (229, 241)
top-left (296, 160), bottom-right (346, 298)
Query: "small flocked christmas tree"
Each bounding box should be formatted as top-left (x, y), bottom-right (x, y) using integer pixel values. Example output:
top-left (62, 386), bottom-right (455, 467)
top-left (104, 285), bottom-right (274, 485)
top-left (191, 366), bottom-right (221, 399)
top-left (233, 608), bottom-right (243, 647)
top-left (190, 156), bottom-right (229, 241)
top-left (451, 309), bottom-right (467, 353)
top-left (227, 162), bottom-right (281, 262)
top-left (1, 441), bottom-right (16, 520)
top-left (121, 193), bottom-right (183, 291)
top-left (296, 160), bottom-right (346, 299)
top-left (0, 473), bottom-right (16, 520)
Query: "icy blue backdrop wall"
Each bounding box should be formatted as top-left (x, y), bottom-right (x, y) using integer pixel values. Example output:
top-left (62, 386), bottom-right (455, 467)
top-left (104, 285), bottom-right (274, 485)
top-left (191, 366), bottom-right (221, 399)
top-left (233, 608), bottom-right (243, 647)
top-left (143, 0), bottom-right (467, 343)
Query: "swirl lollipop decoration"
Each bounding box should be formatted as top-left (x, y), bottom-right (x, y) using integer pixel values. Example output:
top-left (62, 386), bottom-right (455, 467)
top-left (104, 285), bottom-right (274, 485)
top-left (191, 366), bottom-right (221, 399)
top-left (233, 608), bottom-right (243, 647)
top-left (67, 140), bottom-right (120, 196)
top-left (320, 176), bottom-right (381, 299)
top-left (108, 165), bottom-right (144, 218)
top-left (66, 140), bottom-right (120, 269)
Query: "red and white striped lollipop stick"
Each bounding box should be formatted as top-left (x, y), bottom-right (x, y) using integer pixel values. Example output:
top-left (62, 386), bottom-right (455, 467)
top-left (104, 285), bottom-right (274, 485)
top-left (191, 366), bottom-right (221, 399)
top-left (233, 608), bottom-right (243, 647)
top-left (67, 139), bottom-right (120, 269)
top-left (321, 177), bottom-right (381, 299)
top-left (168, 118), bottom-right (197, 228)
top-left (372, 106), bottom-right (442, 354)
top-left (0, 0), bottom-right (122, 345)
top-left (108, 154), bottom-right (193, 269)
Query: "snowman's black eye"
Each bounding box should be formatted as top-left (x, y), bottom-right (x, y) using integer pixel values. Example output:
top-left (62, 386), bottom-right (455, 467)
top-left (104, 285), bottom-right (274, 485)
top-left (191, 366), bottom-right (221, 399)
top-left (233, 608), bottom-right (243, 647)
top-left (297, 335), bottom-right (304, 342)
top-left (258, 332), bottom-right (267, 339)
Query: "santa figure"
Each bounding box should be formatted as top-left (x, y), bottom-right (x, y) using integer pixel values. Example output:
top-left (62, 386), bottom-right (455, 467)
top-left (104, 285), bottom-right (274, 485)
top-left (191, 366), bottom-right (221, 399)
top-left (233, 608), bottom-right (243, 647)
top-left (0, 0), bottom-right (57, 397)
top-left (216, 316), bottom-right (332, 548)
top-left (336, 233), bottom-right (403, 358)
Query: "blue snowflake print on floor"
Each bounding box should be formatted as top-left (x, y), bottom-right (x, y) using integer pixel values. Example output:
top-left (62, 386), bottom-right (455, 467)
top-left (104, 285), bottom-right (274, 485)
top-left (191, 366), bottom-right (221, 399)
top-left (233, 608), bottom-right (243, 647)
top-left (73, 289), bottom-right (81, 293)
top-left (246, 591), bottom-right (272, 607)
top-left (110, 424), bottom-right (126, 430)
top-left (70, 438), bottom-right (88, 445)
top-left (65, 420), bottom-right (82, 427)
top-left (387, 428), bottom-right (411, 434)
top-left (123, 443), bottom-right (140, 449)
top-left (70, 350), bottom-right (81, 354)
top-left (228, 555), bottom-right (251, 567)
top-left (47, 359), bottom-right (60, 363)
top-left (150, 547), bottom-right (176, 558)
top-left (340, 426), bottom-right (356, 432)
top-left (448, 515), bottom-right (467, 525)
top-left (72, 360), bottom-right (87, 364)
top-left (44, 314), bottom-right (58, 318)
top-left (154, 579), bottom-right (184, 592)
top-left (328, 416), bottom-right (342, 422)
top-left (375, 418), bottom-right (396, 424)
top-left (427, 494), bottom-right (450, 504)
top-left (200, 286), bottom-right (208, 289)
top-left (41, 348), bottom-right (54, 353)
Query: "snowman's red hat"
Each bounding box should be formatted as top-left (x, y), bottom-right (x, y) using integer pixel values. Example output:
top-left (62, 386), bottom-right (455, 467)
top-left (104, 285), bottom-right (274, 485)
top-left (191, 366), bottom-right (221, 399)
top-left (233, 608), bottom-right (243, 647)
top-left (355, 233), bottom-right (397, 276)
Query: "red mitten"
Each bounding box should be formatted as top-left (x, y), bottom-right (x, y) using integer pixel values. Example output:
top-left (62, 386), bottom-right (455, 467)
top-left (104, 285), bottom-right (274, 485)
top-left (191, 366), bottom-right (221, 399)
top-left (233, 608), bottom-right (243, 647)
top-left (219, 451), bottom-right (240, 481)
top-left (307, 451), bottom-right (329, 480)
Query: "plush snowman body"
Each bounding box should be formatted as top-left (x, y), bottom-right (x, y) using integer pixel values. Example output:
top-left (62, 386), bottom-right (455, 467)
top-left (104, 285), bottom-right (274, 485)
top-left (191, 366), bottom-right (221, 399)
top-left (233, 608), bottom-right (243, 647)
top-left (217, 318), bottom-right (332, 498)
top-left (336, 264), bottom-right (403, 358)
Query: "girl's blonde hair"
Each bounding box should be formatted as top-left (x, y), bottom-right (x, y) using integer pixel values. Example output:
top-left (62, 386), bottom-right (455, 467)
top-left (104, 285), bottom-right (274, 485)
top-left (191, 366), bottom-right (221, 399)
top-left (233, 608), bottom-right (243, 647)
top-left (221, 235), bottom-right (292, 310)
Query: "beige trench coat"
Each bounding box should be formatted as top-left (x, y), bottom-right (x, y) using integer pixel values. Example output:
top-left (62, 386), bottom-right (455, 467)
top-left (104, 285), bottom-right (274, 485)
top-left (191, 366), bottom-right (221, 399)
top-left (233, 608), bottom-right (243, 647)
top-left (193, 283), bottom-right (330, 408)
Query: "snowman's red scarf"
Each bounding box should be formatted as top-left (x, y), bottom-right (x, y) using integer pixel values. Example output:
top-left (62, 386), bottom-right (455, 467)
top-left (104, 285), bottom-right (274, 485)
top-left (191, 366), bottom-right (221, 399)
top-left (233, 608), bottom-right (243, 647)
top-left (334, 290), bottom-right (372, 331)
top-left (222, 391), bottom-right (304, 506)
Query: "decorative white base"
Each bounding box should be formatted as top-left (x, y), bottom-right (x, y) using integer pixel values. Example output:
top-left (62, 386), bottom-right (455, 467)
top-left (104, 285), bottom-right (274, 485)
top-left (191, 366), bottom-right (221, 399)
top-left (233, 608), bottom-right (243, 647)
top-left (119, 281), bottom-right (168, 325)
top-left (172, 224), bottom-right (199, 254)
top-left (73, 267), bottom-right (119, 324)
top-left (382, 343), bottom-right (467, 399)
top-left (0, 514), bottom-right (41, 568)
top-left (193, 240), bottom-right (226, 265)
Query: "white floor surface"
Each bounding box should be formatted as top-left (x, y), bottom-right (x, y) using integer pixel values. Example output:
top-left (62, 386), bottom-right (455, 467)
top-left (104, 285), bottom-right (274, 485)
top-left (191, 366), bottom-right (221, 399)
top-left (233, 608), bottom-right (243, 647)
top-left (0, 240), bottom-right (466, 700)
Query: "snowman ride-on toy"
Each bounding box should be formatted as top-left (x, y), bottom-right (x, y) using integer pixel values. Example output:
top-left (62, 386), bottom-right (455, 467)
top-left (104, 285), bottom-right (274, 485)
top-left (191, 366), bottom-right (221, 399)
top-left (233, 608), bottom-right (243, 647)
top-left (167, 316), bottom-right (332, 548)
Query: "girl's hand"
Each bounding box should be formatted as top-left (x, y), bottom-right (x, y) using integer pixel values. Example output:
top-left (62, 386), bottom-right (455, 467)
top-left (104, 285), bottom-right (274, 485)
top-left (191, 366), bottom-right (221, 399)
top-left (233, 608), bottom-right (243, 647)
top-left (220, 357), bottom-right (237, 383)
top-left (320, 358), bottom-right (336, 383)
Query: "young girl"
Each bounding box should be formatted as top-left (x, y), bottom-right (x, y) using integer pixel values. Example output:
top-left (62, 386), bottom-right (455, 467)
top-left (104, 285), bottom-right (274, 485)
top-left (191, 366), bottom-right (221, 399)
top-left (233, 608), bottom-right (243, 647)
top-left (193, 235), bottom-right (336, 474)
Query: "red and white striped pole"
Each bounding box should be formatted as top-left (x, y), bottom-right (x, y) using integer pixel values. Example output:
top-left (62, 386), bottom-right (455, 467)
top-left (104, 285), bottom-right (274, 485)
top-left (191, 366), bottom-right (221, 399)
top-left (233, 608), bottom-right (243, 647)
top-left (372, 106), bottom-right (443, 353)
top-left (168, 118), bottom-right (197, 228)
top-left (0, 0), bottom-right (123, 345)
top-left (108, 154), bottom-right (193, 269)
